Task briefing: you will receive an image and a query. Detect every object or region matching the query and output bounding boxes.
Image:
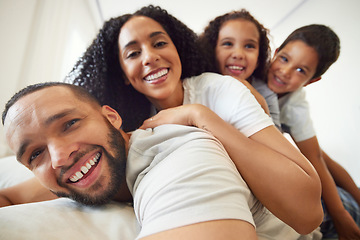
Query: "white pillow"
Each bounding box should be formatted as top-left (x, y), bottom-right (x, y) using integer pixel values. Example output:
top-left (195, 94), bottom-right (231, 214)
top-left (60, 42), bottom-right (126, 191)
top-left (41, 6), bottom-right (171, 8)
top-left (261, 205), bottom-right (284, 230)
top-left (0, 155), bottom-right (139, 240)
top-left (0, 198), bottom-right (138, 240)
top-left (0, 155), bottom-right (34, 189)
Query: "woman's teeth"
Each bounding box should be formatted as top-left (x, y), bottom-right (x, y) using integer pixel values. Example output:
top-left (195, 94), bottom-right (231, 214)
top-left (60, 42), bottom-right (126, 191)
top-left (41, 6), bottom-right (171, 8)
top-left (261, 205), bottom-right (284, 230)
top-left (69, 153), bottom-right (100, 183)
top-left (145, 69), bottom-right (168, 81)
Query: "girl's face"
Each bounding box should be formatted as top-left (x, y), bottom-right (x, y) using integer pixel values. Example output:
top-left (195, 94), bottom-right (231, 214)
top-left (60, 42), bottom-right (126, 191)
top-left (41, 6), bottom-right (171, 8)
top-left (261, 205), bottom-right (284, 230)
top-left (215, 19), bottom-right (260, 81)
top-left (118, 16), bottom-right (183, 109)
top-left (267, 40), bottom-right (319, 95)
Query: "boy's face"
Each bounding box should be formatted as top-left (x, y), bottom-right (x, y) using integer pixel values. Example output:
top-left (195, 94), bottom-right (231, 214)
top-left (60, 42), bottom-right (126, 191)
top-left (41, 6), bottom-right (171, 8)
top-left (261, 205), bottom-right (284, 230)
top-left (4, 86), bottom-right (127, 205)
top-left (267, 40), bottom-right (319, 95)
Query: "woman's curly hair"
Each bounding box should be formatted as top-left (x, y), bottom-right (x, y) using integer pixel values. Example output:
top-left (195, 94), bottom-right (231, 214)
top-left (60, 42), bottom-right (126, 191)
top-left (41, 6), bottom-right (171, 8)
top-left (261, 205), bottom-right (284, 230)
top-left (66, 5), bottom-right (208, 131)
top-left (199, 9), bottom-right (271, 81)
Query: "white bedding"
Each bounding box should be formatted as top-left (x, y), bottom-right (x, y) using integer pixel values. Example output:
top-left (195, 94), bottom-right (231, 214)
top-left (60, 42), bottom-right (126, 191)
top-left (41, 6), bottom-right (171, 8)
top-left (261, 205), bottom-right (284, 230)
top-left (0, 155), bottom-right (138, 240)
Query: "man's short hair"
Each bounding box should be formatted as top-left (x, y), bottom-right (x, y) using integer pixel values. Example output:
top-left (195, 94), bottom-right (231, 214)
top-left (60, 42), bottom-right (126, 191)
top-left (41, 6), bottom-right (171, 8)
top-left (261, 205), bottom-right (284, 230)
top-left (2, 82), bottom-right (101, 125)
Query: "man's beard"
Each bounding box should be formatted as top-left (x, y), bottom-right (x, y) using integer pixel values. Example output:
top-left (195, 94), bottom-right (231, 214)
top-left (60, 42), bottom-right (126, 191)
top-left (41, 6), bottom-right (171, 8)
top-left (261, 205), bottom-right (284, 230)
top-left (53, 125), bottom-right (127, 206)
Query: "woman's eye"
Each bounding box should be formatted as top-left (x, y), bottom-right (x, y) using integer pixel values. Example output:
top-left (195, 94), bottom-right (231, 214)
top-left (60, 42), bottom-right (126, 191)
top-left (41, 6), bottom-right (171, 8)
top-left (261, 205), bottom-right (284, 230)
top-left (154, 41), bottom-right (167, 48)
top-left (126, 51), bottom-right (140, 59)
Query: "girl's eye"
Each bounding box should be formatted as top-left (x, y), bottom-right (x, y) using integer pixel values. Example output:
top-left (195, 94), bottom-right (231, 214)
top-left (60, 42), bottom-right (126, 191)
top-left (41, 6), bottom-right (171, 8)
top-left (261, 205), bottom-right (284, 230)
top-left (64, 119), bottom-right (79, 131)
top-left (221, 41), bottom-right (233, 47)
top-left (245, 43), bottom-right (256, 49)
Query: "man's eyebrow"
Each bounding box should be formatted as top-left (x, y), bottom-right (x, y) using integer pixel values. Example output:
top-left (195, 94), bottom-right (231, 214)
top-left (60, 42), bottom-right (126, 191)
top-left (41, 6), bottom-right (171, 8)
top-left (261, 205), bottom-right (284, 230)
top-left (16, 139), bottom-right (30, 163)
top-left (16, 109), bottom-right (76, 162)
top-left (44, 109), bottom-right (75, 127)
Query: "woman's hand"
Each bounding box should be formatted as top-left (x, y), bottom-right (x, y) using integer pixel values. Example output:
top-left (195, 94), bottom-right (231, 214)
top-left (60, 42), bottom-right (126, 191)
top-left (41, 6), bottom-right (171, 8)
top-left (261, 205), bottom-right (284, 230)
top-left (140, 104), bottom-right (214, 130)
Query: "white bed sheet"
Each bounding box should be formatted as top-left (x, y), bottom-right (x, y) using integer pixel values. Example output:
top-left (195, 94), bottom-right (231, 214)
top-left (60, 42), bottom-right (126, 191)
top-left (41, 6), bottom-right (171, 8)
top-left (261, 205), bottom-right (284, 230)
top-left (0, 155), bottom-right (138, 240)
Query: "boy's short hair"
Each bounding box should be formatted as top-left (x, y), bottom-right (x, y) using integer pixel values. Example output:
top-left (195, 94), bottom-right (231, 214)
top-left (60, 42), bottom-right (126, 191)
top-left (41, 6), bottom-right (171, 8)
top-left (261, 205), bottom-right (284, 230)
top-left (278, 24), bottom-right (340, 79)
top-left (2, 82), bottom-right (101, 125)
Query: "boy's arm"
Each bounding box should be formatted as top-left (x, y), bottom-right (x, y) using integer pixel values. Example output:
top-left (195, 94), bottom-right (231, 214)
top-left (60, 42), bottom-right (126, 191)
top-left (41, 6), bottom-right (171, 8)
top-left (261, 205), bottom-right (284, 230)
top-left (0, 177), bottom-right (58, 207)
top-left (296, 137), bottom-right (360, 239)
top-left (322, 150), bottom-right (360, 206)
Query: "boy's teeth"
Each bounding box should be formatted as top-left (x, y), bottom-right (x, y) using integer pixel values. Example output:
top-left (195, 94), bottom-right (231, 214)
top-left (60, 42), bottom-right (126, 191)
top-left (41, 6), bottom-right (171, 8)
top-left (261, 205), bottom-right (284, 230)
top-left (69, 153), bottom-right (101, 183)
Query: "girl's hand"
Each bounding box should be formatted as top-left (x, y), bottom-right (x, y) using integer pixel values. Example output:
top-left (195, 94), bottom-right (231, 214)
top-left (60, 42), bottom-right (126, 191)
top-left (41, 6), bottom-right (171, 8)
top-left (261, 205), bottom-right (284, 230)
top-left (139, 104), bottom-right (215, 130)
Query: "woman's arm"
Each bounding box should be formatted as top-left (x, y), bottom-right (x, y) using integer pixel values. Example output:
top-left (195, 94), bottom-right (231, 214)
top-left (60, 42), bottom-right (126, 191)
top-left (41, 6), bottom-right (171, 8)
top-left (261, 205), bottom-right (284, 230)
top-left (296, 137), bottom-right (360, 239)
top-left (0, 177), bottom-right (58, 207)
top-left (140, 104), bottom-right (323, 234)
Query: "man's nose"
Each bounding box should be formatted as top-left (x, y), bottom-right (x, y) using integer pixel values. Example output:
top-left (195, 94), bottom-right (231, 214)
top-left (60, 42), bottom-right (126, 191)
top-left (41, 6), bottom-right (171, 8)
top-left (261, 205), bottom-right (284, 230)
top-left (48, 138), bottom-right (77, 169)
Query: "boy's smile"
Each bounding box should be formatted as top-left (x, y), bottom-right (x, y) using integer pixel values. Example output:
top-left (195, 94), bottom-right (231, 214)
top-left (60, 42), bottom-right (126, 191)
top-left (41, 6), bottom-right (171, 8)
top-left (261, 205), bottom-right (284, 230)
top-left (267, 40), bottom-right (318, 95)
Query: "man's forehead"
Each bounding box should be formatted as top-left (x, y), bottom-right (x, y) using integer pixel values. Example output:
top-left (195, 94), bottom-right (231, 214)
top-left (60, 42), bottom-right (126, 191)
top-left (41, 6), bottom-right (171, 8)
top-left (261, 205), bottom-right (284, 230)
top-left (4, 86), bottom-right (93, 144)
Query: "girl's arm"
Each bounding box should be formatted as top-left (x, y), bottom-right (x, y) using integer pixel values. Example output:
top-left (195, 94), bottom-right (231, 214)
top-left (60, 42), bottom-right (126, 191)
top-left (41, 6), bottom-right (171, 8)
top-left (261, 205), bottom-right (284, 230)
top-left (140, 104), bottom-right (323, 234)
top-left (296, 138), bottom-right (360, 239)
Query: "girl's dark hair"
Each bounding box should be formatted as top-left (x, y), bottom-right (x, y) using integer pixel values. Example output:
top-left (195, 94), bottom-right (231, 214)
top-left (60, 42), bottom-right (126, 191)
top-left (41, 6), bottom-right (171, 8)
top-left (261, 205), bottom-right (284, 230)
top-left (278, 24), bottom-right (340, 79)
top-left (66, 5), bottom-right (208, 131)
top-left (199, 9), bottom-right (271, 81)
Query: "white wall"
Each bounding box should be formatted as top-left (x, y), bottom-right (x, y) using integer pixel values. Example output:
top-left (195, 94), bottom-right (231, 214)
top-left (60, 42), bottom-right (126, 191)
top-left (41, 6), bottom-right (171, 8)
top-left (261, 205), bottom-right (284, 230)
top-left (1, 0), bottom-right (359, 184)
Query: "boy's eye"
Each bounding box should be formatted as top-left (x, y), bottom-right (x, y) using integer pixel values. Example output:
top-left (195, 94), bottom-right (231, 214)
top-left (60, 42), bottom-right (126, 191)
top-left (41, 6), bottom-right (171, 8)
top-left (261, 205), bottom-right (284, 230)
top-left (280, 56), bottom-right (288, 62)
top-left (296, 67), bottom-right (305, 74)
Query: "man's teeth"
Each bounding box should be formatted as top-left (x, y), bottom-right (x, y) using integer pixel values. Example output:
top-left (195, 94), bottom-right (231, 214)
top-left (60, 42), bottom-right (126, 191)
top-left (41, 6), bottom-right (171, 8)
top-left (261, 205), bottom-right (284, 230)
top-left (145, 69), bottom-right (168, 81)
top-left (228, 65), bottom-right (244, 70)
top-left (69, 153), bottom-right (100, 183)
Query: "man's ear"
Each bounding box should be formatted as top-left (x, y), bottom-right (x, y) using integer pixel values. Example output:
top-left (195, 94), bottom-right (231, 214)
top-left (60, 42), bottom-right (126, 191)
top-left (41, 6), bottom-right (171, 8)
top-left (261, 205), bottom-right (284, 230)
top-left (101, 105), bottom-right (123, 129)
top-left (305, 77), bottom-right (321, 86)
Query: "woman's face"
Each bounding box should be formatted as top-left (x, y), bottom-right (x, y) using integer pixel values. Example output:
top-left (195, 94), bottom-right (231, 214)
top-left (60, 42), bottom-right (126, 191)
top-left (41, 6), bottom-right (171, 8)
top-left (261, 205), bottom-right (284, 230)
top-left (215, 19), bottom-right (260, 81)
top-left (267, 40), bottom-right (319, 95)
top-left (118, 16), bottom-right (183, 109)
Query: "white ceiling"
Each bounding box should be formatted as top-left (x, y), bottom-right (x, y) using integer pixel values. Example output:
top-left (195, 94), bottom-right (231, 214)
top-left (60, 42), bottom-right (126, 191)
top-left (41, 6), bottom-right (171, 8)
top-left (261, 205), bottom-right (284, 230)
top-left (96, 0), bottom-right (306, 34)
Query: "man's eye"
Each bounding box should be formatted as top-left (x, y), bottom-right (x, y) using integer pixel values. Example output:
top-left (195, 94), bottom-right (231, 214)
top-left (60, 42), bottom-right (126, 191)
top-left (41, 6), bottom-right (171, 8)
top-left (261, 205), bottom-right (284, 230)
top-left (64, 119), bottom-right (79, 131)
top-left (29, 150), bottom-right (43, 164)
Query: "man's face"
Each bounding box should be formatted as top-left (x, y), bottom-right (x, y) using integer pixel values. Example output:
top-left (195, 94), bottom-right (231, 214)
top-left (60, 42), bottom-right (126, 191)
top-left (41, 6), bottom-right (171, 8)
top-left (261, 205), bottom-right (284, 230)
top-left (4, 86), bottom-right (127, 205)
